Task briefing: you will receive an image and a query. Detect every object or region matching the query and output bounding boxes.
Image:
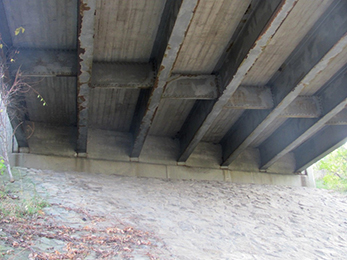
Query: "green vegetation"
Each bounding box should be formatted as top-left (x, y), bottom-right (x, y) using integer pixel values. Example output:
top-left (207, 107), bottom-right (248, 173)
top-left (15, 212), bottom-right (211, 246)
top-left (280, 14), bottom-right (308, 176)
top-left (315, 144), bottom-right (347, 192)
top-left (0, 157), bottom-right (5, 175)
top-left (0, 169), bottom-right (49, 218)
top-left (0, 191), bottom-right (49, 218)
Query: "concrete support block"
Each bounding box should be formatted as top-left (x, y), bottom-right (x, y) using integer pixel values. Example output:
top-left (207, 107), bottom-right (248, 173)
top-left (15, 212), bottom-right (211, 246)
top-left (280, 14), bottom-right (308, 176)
top-left (140, 136), bottom-right (179, 165)
top-left (77, 153), bottom-right (87, 158)
top-left (303, 166), bottom-right (316, 188)
top-left (18, 147), bottom-right (29, 153)
top-left (267, 153), bottom-right (296, 174)
top-left (88, 129), bottom-right (131, 161)
top-left (228, 148), bottom-right (261, 172)
top-left (223, 170), bottom-right (231, 182)
top-left (186, 142), bottom-right (222, 168)
top-left (24, 122), bottom-right (76, 157)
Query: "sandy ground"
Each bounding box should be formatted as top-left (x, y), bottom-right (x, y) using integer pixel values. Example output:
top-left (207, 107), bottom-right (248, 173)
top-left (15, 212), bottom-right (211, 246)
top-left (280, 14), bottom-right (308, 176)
top-left (3, 167), bottom-right (347, 259)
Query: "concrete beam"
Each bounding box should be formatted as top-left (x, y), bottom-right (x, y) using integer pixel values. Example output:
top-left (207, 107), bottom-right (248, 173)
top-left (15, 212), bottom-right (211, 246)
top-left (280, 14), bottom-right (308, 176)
top-left (225, 86), bottom-right (273, 109)
top-left (280, 96), bottom-right (321, 118)
top-left (9, 49), bottom-right (77, 77)
top-left (9, 52), bottom-right (157, 89)
top-left (91, 62), bottom-right (154, 89)
top-left (259, 64), bottom-right (347, 170)
top-left (326, 109), bottom-right (347, 125)
top-left (8, 55), bottom-right (218, 98)
top-left (76, 0), bottom-right (96, 154)
top-left (178, 0), bottom-right (296, 162)
top-left (130, 0), bottom-right (199, 158)
top-left (294, 125), bottom-right (347, 172)
top-left (221, 2), bottom-right (347, 167)
top-left (162, 75), bottom-right (218, 100)
top-left (225, 88), bottom-right (320, 118)
top-left (150, 0), bottom-right (182, 68)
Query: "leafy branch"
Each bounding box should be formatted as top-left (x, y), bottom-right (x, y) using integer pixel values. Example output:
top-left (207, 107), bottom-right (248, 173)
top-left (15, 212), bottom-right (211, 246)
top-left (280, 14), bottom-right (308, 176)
top-left (316, 145), bottom-right (347, 192)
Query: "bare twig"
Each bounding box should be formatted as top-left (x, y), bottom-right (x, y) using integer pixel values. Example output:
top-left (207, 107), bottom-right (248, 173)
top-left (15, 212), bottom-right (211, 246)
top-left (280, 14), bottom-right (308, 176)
top-left (0, 46), bottom-right (44, 182)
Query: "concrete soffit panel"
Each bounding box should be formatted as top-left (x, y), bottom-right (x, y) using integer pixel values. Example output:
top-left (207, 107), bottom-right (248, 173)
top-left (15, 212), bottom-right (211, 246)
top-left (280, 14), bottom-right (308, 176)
top-left (178, 0), bottom-right (297, 163)
top-left (259, 63), bottom-right (347, 170)
top-left (220, 1), bottom-right (347, 167)
top-left (2, 0), bottom-right (347, 178)
top-left (294, 125), bottom-right (347, 172)
top-left (130, 0), bottom-right (199, 158)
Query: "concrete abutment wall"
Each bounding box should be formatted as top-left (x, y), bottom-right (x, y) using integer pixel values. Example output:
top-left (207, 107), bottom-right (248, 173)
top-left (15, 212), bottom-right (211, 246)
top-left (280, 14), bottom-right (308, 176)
top-left (11, 153), bottom-right (310, 187)
top-left (8, 124), bottom-right (314, 187)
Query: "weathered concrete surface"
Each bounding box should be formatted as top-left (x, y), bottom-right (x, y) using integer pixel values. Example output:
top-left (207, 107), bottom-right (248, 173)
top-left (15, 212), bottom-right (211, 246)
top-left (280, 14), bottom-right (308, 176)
top-left (91, 62), bottom-right (154, 88)
top-left (162, 75), bottom-right (218, 100)
top-left (2, 0), bottom-right (347, 178)
top-left (11, 153), bottom-right (307, 187)
top-left (9, 49), bottom-right (77, 77)
top-left (14, 167), bottom-right (347, 259)
top-left (178, 0), bottom-right (297, 162)
top-left (11, 125), bottom-right (309, 187)
top-left (131, 0), bottom-right (199, 158)
top-left (76, 0), bottom-right (96, 153)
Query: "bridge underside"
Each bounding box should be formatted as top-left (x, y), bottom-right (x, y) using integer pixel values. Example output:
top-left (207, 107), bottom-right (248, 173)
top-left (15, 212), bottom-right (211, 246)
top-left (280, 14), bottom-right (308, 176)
top-left (2, 0), bottom-right (347, 185)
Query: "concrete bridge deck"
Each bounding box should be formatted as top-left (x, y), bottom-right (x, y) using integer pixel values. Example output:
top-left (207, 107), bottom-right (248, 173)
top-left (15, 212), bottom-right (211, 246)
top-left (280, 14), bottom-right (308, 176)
top-left (1, 0), bottom-right (347, 184)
